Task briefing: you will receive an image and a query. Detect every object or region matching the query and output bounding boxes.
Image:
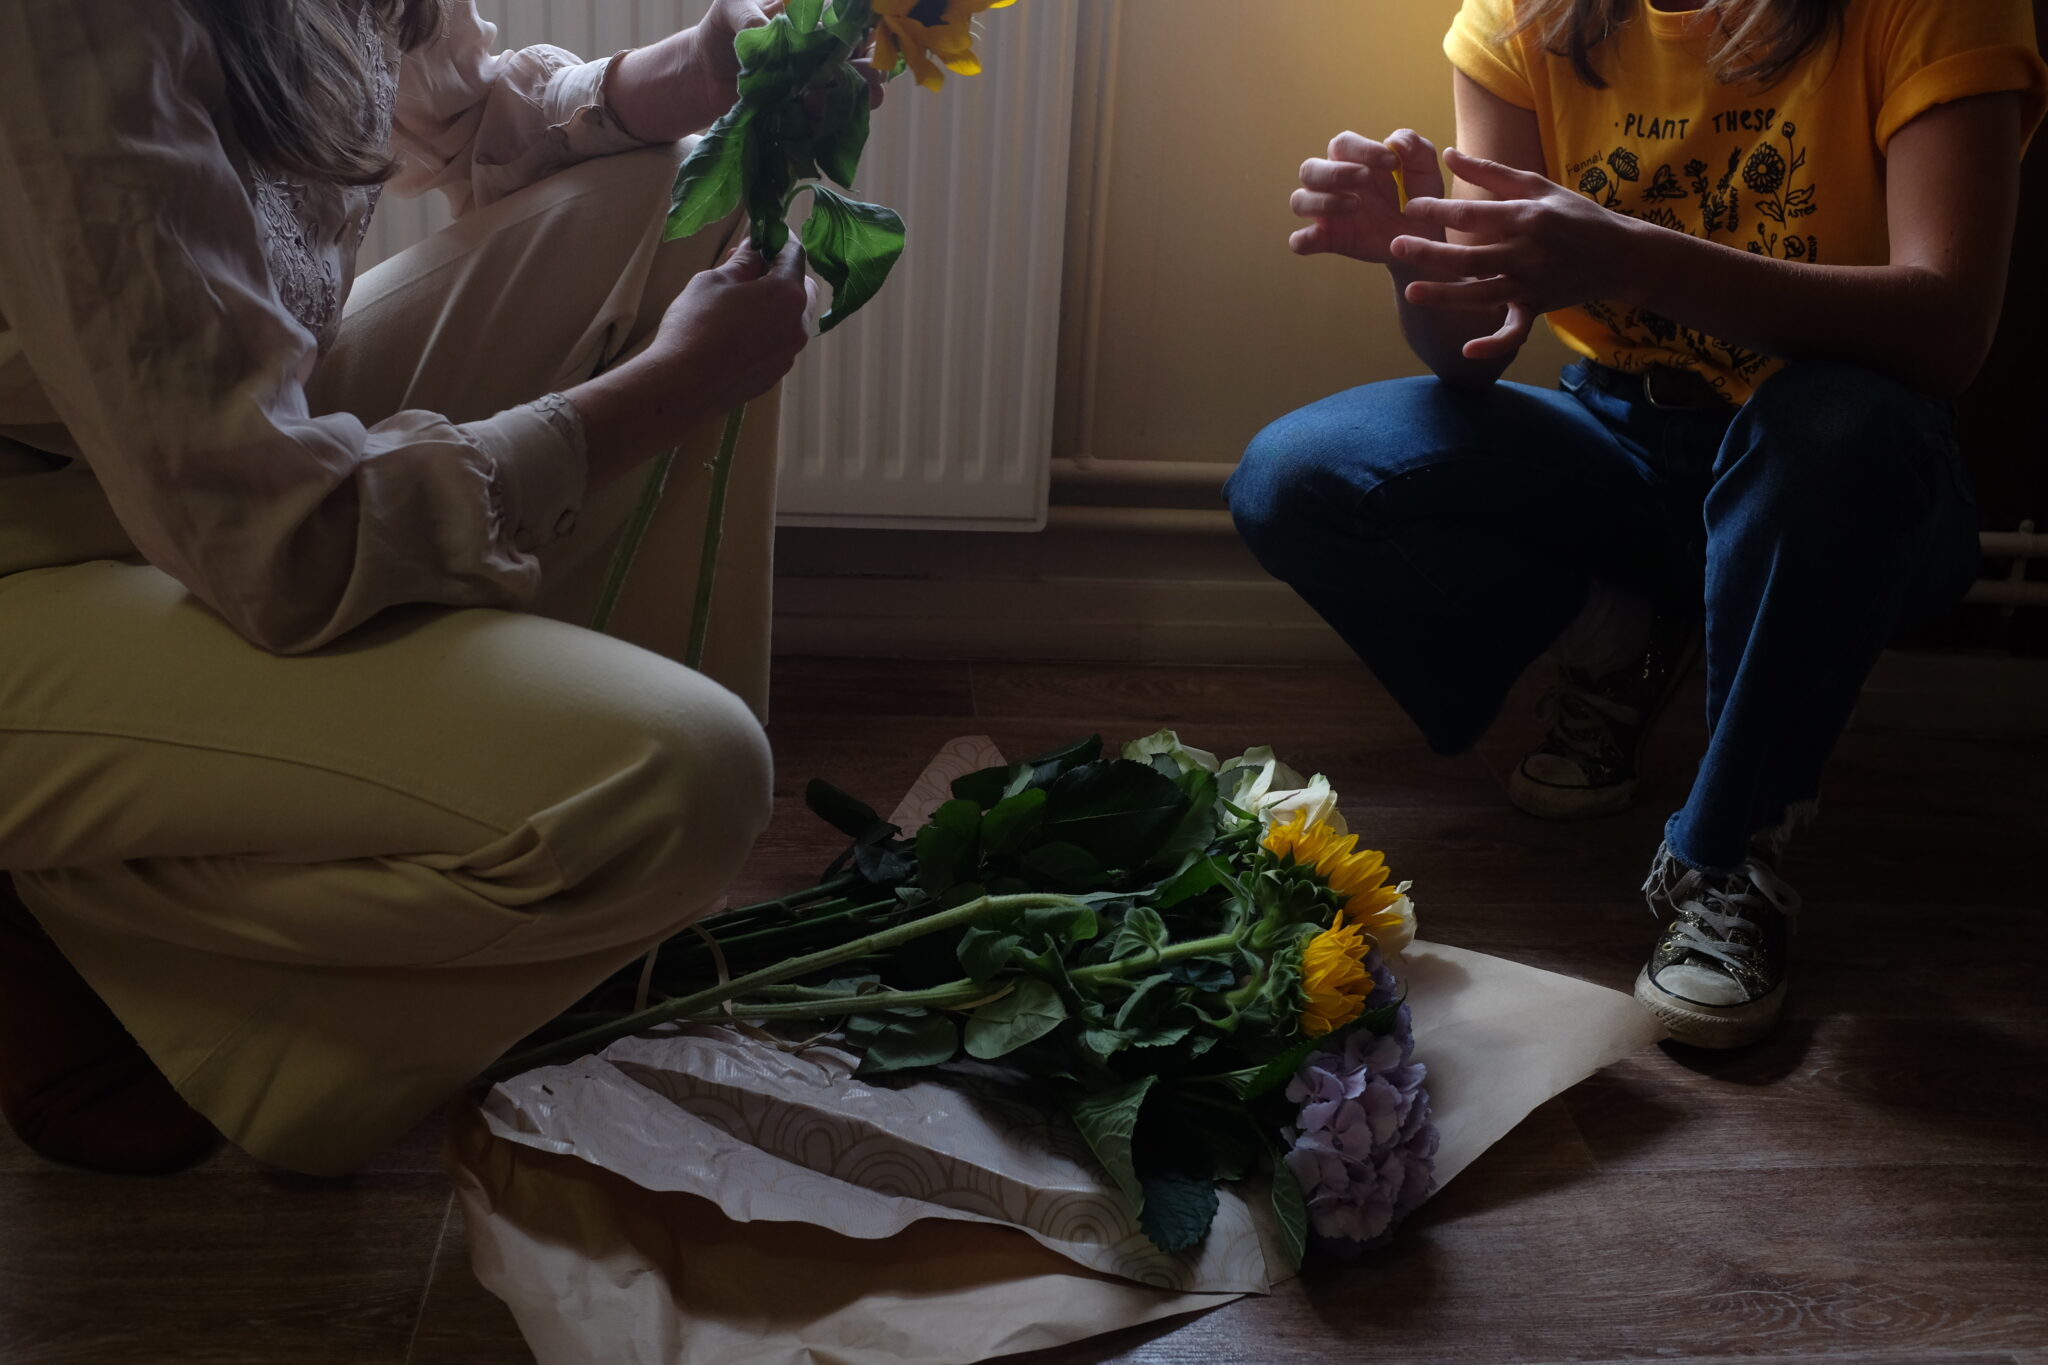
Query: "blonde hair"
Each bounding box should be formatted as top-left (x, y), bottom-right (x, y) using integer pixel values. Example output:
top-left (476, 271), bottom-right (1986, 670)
top-left (1505, 0), bottom-right (1847, 89)
top-left (188, 0), bottom-right (450, 185)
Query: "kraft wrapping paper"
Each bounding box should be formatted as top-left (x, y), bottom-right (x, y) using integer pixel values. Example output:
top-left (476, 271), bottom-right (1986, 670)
top-left (450, 737), bottom-right (1666, 1365)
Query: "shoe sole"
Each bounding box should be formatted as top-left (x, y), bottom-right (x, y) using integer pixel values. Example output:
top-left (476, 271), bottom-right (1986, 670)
top-left (1634, 966), bottom-right (1785, 1049)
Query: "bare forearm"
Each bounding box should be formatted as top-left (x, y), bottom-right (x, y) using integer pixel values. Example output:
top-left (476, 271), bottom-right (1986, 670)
top-left (610, 29), bottom-right (733, 144)
top-left (1613, 220), bottom-right (1998, 396)
top-left (565, 361), bottom-right (713, 490)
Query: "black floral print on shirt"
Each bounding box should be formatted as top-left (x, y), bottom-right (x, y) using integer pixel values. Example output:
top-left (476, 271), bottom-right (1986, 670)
top-left (1566, 117), bottom-right (1821, 383)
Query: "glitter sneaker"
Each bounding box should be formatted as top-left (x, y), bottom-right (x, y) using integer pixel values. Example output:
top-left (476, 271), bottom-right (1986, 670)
top-left (1506, 611), bottom-right (1702, 821)
top-left (1635, 844), bottom-right (1800, 1049)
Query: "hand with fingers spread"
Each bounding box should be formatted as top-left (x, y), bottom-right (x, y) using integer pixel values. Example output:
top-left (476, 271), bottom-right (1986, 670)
top-left (1391, 146), bottom-right (1641, 361)
top-left (1290, 130), bottom-right (1445, 264)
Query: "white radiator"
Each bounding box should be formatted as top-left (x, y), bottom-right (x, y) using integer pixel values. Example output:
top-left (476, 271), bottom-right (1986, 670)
top-left (361, 0), bottom-right (1078, 532)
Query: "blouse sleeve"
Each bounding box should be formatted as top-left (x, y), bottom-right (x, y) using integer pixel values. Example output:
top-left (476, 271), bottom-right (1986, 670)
top-left (0, 0), bottom-right (587, 654)
top-left (390, 0), bottom-right (654, 215)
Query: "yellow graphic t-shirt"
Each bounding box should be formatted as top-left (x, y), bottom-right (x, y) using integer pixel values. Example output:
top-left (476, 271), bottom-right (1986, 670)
top-left (1444, 0), bottom-right (2048, 404)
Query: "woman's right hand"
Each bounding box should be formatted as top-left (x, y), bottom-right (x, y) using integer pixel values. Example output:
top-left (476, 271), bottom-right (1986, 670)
top-left (648, 240), bottom-right (816, 416)
top-left (1290, 129), bottom-right (1445, 264)
top-left (570, 240), bottom-right (815, 489)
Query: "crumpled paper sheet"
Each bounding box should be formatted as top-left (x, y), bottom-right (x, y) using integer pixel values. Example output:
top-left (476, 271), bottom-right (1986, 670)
top-left (450, 737), bottom-right (1666, 1365)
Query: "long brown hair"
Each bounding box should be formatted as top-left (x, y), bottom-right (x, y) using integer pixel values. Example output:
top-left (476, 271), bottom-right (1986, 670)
top-left (187, 0), bottom-right (450, 185)
top-left (1505, 0), bottom-right (1848, 89)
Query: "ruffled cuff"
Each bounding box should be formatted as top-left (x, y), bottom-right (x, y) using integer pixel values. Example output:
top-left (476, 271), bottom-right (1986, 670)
top-left (544, 49), bottom-right (658, 156)
top-left (463, 394), bottom-right (589, 553)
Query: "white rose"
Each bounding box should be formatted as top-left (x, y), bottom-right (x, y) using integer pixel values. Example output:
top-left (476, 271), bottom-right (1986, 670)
top-left (1121, 730), bottom-right (1220, 775)
top-left (1259, 772), bottom-right (1347, 836)
top-left (1367, 888), bottom-right (1417, 955)
top-left (1220, 748), bottom-right (1348, 836)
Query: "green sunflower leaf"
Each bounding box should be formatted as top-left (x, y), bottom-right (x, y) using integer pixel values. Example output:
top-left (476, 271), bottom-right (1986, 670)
top-left (800, 186), bottom-right (906, 332)
top-left (852, 1010), bottom-right (960, 1074)
top-left (815, 62), bottom-right (874, 190)
top-left (1068, 1076), bottom-right (1155, 1212)
top-left (665, 106), bottom-right (753, 242)
top-left (1104, 905), bottom-right (1169, 962)
top-left (788, 0), bottom-right (826, 30)
top-left (963, 978), bottom-right (1067, 1060)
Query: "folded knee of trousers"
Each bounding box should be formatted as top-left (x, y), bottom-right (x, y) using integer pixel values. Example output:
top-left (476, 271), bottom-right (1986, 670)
top-left (439, 690), bottom-right (774, 916)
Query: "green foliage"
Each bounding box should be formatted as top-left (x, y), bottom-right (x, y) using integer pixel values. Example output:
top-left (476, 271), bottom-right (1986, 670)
top-left (666, 107), bottom-right (754, 241)
top-left (964, 979), bottom-right (1067, 1060)
top-left (850, 1009), bottom-right (960, 1074)
top-left (1068, 1077), bottom-right (1155, 1212)
top-left (805, 779), bottom-right (890, 841)
top-left (800, 186), bottom-right (907, 332)
top-left (1042, 761), bottom-right (1192, 868)
top-left (1268, 1150), bottom-right (1310, 1272)
top-left (622, 735), bottom-right (1401, 1262)
top-left (978, 788), bottom-right (1047, 857)
top-left (663, 0), bottom-right (907, 329)
top-left (1139, 1175), bottom-right (1222, 1255)
top-left (915, 798), bottom-right (981, 895)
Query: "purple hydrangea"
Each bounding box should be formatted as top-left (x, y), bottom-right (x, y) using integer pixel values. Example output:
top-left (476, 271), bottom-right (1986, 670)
top-left (1282, 952), bottom-right (1439, 1257)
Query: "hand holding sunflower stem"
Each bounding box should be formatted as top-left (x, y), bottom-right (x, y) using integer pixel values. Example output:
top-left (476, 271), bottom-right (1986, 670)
top-left (591, 0), bottom-right (1016, 660)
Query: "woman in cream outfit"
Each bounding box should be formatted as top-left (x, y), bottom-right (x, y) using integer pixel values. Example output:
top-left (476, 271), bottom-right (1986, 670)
top-left (0, 0), bottom-right (821, 1174)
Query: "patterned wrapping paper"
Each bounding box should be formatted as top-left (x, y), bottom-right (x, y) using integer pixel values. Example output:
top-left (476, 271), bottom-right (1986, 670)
top-left (451, 737), bottom-right (1666, 1365)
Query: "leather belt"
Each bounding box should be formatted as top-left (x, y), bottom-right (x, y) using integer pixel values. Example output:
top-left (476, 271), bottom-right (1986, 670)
top-left (1583, 362), bottom-right (1734, 413)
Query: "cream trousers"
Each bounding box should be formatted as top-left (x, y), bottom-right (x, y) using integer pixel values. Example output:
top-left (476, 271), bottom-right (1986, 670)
top-left (0, 144), bottom-right (782, 1175)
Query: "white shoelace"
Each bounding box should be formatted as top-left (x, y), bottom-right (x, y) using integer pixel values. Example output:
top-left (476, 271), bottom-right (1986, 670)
top-left (1644, 848), bottom-right (1802, 972)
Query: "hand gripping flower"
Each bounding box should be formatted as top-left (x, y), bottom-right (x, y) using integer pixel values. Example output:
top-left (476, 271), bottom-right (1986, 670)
top-left (495, 731), bottom-right (1439, 1267)
top-left (591, 0), bottom-right (1020, 663)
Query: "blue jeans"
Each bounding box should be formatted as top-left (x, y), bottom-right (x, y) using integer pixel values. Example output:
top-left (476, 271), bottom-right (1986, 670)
top-left (1226, 361), bottom-right (1982, 874)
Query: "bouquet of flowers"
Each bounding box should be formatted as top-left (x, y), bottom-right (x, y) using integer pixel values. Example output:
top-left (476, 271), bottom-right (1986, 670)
top-left (496, 733), bottom-right (1440, 1267)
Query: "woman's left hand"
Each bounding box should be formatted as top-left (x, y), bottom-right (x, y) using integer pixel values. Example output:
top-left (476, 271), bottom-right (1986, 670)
top-left (697, 0), bottom-right (781, 93)
top-left (1390, 146), bottom-right (1644, 328)
top-left (613, 1), bottom-right (882, 146)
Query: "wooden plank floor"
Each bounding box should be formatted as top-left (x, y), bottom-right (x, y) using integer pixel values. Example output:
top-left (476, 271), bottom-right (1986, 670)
top-left (3, 657), bottom-right (2044, 1365)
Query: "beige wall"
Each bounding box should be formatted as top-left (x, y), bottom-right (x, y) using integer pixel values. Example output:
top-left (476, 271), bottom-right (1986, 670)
top-left (1055, 0), bottom-right (1572, 465)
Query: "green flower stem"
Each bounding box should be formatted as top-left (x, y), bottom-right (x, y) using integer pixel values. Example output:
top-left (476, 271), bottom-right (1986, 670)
top-left (674, 980), bottom-right (993, 1024)
top-left (684, 405), bottom-right (749, 673)
top-left (693, 900), bottom-right (899, 954)
top-left (588, 448), bottom-right (679, 635)
top-left (486, 893), bottom-right (1080, 1080)
top-left (717, 875), bottom-right (866, 920)
top-left (1068, 932), bottom-right (1244, 987)
top-left (681, 931), bottom-right (1255, 1030)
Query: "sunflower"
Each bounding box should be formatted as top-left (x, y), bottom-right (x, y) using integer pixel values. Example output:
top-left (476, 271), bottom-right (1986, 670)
top-left (1264, 810), bottom-right (1416, 953)
top-left (870, 0), bottom-right (1017, 92)
top-left (1299, 918), bottom-right (1372, 1037)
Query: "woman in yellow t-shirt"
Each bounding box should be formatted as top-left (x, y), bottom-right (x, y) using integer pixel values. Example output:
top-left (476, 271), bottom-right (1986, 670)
top-left (1227, 0), bottom-right (2046, 1047)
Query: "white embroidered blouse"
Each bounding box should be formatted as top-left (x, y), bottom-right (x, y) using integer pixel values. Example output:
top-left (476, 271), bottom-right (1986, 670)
top-left (0, 1), bottom-right (650, 651)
